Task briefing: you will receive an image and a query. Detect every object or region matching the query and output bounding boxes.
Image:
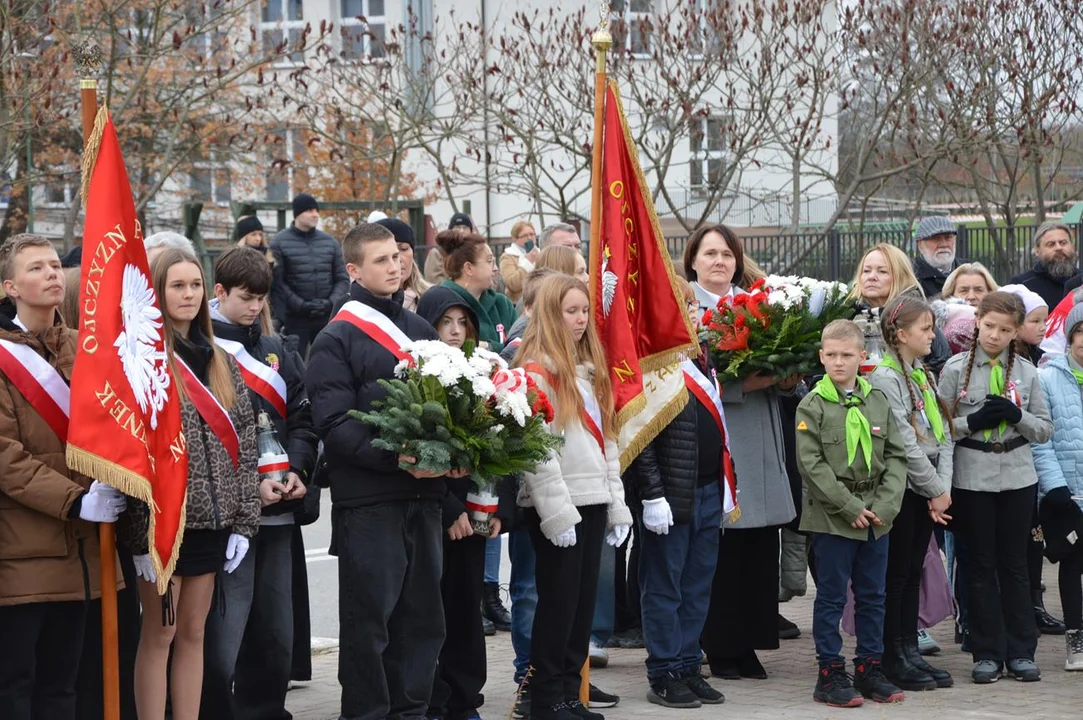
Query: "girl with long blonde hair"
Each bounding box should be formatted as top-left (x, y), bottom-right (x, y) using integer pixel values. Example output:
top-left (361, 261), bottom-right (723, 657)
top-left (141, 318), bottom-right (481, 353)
top-left (512, 274), bottom-right (631, 720)
top-left (126, 248), bottom-right (260, 720)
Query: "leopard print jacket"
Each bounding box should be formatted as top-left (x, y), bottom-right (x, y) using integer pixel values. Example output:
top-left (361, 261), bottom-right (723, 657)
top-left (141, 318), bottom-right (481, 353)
top-left (121, 360), bottom-right (260, 554)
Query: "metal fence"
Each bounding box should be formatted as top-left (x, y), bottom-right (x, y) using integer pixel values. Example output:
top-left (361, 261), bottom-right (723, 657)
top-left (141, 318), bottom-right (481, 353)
top-left (664, 222), bottom-right (1083, 284)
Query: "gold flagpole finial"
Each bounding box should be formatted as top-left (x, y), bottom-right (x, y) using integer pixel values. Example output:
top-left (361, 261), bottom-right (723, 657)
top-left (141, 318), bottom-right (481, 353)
top-left (593, 0), bottom-right (613, 55)
top-left (73, 42), bottom-right (103, 87)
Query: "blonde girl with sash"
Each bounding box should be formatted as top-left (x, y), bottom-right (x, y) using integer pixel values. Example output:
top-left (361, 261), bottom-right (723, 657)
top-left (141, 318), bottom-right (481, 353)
top-left (127, 248), bottom-right (260, 720)
top-left (513, 274), bottom-right (632, 720)
top-left (869, 295), bottom-right (955, 692)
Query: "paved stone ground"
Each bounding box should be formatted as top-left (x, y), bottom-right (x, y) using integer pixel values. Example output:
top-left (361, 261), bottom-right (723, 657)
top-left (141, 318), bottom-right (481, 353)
top-left (286, 563), bottom-right (1081, 719)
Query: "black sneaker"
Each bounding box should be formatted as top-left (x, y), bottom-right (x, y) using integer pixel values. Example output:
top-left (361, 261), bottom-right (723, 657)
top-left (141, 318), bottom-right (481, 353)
top-left (587, 684), bottom-right (619, 709)
top-left (778, 614), bottom-right (801, 640)
top-left (682, 672), bottom-right (725, 704)
top-left (1035, 606), bottom-right (1066, 636)
top-left (647, 674), bottom-right (702, 709)
top-left (512, 682), bottom-right (530, 719)
top-left (853, 657), bottom-right (904, 704)
top-left (813, 661), bottom-right (863, 708)
top-left (565, 699), bottom-right (604, 720)
top-left (530, 702), bottom-right (578, 720)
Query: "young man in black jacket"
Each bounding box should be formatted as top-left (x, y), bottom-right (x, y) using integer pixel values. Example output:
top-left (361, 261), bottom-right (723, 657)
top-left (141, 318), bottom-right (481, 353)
top-left (200, 246), bottom-right (319, 720)
top-left (306, 223), bottom-right (455, 720)
top-left (270, 193), bottom-right (350, 355)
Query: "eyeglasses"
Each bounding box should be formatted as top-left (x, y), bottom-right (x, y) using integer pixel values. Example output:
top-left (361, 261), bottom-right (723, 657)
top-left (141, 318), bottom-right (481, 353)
top-left (517, 233), bottom-right (536, 241)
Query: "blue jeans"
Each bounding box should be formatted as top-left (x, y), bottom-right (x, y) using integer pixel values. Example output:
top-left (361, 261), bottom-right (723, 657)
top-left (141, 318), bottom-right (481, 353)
top-left (811, 530), bottom-right (890, 664)
top-left (508, 527), bottom-right (537, 683)
top-left (485, 535), bottom-right (502, 585)
top-left (639, 483), bottom-right (722, 680)
top-left (590, 539), bottom-right (616, 647)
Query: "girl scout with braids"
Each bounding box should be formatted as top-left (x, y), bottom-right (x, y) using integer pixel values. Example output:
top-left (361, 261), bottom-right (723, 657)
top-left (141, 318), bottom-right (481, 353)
top-left (937, 291), bottom-right (1053, 685)
top-left (869, 295), bottom-right (955, 691)
top-left (796, 319), bottom-right (908, 708)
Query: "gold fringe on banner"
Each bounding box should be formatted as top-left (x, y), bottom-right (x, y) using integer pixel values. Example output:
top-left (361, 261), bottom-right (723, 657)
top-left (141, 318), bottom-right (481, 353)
top-left (79, 105), bottom-right (109, 209)
top-left (617, 367), bottom-right (689, 474)
top-left (66, 444), bottom-right (184, 596)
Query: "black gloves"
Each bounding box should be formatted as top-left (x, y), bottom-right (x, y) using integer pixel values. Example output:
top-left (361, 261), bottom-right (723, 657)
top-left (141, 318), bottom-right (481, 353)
top-left (984, 395), bottom-right (1023, 424)
top-left (966, 400), bottom-right (1002, 431)
top-left (1045, 486), bottom-right (1076, 510)
top-left (304, 299), bottom-right (331, 318)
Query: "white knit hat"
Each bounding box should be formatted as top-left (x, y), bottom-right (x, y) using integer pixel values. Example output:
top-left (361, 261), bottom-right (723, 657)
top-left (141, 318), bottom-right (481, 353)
top-left (999, 284), bottom-right (1048, 316)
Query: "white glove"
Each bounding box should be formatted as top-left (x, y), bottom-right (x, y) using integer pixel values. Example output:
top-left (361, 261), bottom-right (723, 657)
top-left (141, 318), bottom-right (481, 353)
top-left (77, 481), bottom-right (127, 523)
top-left (551, 527), bottom-right (577, 548)
top-left (223, 533), bottom-right (250, 574)
top-left (606, 523), bottom-right (631, 547)
top-left (133, 554), bottom-right (157, 584)
top-left (642, 497), bottom-right (674, 536)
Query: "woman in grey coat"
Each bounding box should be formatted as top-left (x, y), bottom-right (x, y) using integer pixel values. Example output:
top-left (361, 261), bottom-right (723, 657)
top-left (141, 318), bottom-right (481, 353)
top-left (688, 225), bottom-right (798, 679)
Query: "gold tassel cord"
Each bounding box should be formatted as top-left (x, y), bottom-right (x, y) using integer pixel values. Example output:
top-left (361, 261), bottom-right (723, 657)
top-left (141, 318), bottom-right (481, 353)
top-left (79, 105), bottom-right (109, 209)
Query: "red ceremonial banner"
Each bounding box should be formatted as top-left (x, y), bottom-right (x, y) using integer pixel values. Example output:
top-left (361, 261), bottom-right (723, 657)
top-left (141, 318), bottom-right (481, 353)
top-left (592, 81), bottom-right (697, 431)
top-left (66, 108), bottom-right (189, 595)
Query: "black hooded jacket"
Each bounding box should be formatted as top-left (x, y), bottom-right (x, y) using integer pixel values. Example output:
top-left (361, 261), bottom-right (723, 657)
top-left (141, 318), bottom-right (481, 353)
top-left (210, 305), bottom-right (318, 516)
top-left (416, 286), bottom-right (480, 337)
top-left (306, 283), bottom-right (441, 508)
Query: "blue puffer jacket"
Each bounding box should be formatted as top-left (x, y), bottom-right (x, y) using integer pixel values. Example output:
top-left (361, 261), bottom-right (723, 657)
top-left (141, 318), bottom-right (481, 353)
top-left (1033, 353), bottom-right (1083, 511)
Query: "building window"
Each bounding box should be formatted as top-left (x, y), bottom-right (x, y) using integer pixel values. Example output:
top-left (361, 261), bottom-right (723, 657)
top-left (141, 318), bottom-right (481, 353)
top-left (612, 0), bottom-right (652, 56)
top-left (189, 167), bottom-right (232, 205)
top-left (690, 116), bottom-right (727, 189)
top-left (261, 0), bottom-right (305, 63)
top-left (43, 172), bottom-right (77, 207)
top-left (341, 0), bottom-right (386, 60)
top-left (188, 1), bottom-right (226, 60)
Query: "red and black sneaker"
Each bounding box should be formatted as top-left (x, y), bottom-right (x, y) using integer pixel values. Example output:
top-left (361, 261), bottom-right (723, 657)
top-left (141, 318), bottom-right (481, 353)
top-left (813, 661), bottom-right (863, 708)
top-left (854, 657), bottom-right (905, 704)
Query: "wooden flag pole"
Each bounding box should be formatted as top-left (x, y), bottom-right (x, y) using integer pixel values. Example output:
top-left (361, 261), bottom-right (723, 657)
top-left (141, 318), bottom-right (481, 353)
top-left (583, 2), bottom-right (612, 707)
top-left (75, 42), bottom-right (119, 720)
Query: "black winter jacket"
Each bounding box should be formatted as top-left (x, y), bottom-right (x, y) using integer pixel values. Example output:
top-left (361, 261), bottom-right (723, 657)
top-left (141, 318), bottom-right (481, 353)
top-left (270, 224), bottom-right (350, 326)
top-left (305, 283), bottom-right (441, 508)
top-left (913, 255), bottom-right (966, 300)
top-left (626, 354), bottom-right (722, 526)
top-left (210, 303), bottom-right (319, 516)
top-left (1009, 262), bottom-right (1083, 312)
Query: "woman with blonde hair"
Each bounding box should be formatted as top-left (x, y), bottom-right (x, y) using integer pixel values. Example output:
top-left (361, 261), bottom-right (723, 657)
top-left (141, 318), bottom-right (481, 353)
top-left (536, 245), bottom-right (588, 285)
top-left (942, 263), bottom-right (999, 307)
top-left (125, 247), bottom-right (260, 720)
top-left (849, 243), bottom-right (924, 308)
top-left (500, 220), bottom-right (539, 303)
top-left (513, 274), bottom-right (632, 720)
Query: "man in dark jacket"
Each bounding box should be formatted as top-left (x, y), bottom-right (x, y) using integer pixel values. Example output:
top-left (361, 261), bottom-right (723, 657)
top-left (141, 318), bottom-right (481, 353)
top-left (306, 223), bottom-right (451, 720)
top-left (201, 247), bottom-right (319, 720)
top-left (912, 216), bottom-right (965, 299)
top-left (270, 193), bottom-right (350, 355)
top-left (1010, 220), bottom-right (1083, 310)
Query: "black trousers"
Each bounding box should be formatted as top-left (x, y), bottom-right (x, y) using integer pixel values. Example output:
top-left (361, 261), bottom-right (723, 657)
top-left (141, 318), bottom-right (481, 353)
top-left (528, 504), bottom-right (607, 711)
top-left (954, 485), bottom-right (1038, 663)
top-left (1060, 550), bottom-right (1083, 630)
top-left (290, 524), bottom-right (313, 682)
top-left (430, 534), bottom-right (487, 720)
top-left (336, 500), bottom-right (445, 720)
top-left (884, 490), bottom-right (934, 641)
top-left (0, 600), bottom-right (88, 720)
top-left (702, 525), bottom-right (781, 661)
top-left (284, 315), bottom-right (329, 358)
top-left (613, 522), bottom-right (642, 633)
top-left (1029, 485), bottom-right (1046, 598)
top-left (76, 549), bottom-right (140, 720)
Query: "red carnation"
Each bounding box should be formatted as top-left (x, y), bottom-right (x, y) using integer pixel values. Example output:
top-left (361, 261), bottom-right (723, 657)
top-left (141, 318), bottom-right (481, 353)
top-left (750, 278), bottom-right (767, 291)
top-left (716, 323), bottom-right (751, 352)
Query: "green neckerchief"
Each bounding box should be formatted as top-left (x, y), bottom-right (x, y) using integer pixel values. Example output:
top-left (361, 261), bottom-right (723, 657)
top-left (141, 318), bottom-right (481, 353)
top-left (812, 375), bottom-right (874, 477)
top-left (986, 357), bottom-right (1006, 441)
top-left (878, 354), bottom-right (946, 444)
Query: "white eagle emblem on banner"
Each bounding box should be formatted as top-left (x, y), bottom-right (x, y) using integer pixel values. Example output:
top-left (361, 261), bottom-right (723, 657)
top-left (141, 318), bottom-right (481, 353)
top-left (601, 246), bottom-right (619, 318)
top-left (114, 264), bottom-right (171, 429)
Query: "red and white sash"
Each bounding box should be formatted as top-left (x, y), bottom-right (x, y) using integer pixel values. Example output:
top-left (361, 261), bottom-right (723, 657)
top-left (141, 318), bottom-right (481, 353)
top-left (213, 337), bottom-right (288, 419)
top-left (333, 300), bottom-right (414, 365)
top-left (681, 359), bottom-right (739, 520)
top-left (0, 338), bottom-right (70, 440)
top-left (524, 362), bottom-right (606, 455)
top-left (176, 356), bottom-right (241, 469)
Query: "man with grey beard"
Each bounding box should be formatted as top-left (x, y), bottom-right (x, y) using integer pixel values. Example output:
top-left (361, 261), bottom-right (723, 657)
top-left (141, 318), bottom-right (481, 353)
top-left (1010, 221), bottom-right (1083, 309)
top-left (912, 216), bottom-right (964, 298)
